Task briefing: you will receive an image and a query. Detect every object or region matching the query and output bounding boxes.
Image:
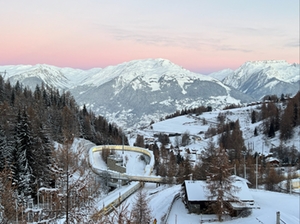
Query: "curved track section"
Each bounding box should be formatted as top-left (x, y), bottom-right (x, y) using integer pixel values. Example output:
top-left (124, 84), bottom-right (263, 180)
top-left (89, 145), bottom-right (163, 217)
top-left (90, 145), bottom-right (163, 183)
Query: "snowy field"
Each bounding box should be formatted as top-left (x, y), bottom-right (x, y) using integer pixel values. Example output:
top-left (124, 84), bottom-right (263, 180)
top-left (89, 104), bottom-right (300, 223)
top-left (121, 183), bottom-right (300, 224)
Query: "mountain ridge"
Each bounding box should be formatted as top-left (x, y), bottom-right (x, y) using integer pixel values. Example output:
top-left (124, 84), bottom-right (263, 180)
top-left (219, 60), bottom-right (300, 99)
top-left (1, 58), bottom-right (298, 129)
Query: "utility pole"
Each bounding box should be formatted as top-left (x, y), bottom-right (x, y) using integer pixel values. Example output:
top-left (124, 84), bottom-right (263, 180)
top-left (243, 152), bottom-right (246, 179)
top-left (256, 155), bottom-right (258, 189)
top-left (122, 134), bottom-right (124, 154)
top-left (66, 152), bottom-right (69, 224)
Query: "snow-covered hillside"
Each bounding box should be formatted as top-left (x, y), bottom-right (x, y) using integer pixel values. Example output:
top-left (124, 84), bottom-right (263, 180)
top-left (135, 103), bottom-right (300, 156)
top-left (126, 102), bottom-right (300, 223)
top-left (220, 60), bottom-right (300, 100)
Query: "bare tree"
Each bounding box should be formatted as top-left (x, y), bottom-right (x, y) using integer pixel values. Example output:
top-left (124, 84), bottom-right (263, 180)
top-left (50, 138), bottom-right (100, 223)
top-left (166, 151), bottom-right (177, 184)
top-left (134, 134), bottom-right (145, 148)
top-left (131, 189), bottom-right (152, 224)
top-left (181, 131), bottom-right (190, 146)
top-left (206, 147), bottom-right (239, 221)
top-left (0, 167), bottom-right (22, 224)
top-left (101, 147), bottom-right (111, 163)
top-left (264, 164), bottom-right (283, 191)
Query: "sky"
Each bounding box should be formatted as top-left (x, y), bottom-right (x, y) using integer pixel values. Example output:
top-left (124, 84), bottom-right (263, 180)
top-left (0, 0), bottom-right (299, 74)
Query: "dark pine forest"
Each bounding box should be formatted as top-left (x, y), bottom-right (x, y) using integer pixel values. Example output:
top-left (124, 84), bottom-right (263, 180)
top-left (0, 75), bottom-right (127, 199)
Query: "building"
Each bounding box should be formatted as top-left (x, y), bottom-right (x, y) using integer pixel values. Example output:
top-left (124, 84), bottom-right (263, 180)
top-left (181, 176), bottom-right (255, 216)
top-left (265, 156), bottom-right (280, 167)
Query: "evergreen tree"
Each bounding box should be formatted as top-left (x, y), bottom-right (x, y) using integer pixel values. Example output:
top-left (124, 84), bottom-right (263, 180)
top-left (13, 109), bottom-right (35, 196)
top-left (268, 119), bottom-right (275, 138)
top-left (254, 127), bottom-right (258, 136)
top-left (0, 126), bottom-right (7, 171)
top-left (280, 101), bottom-right (294, 140)
top-left (251, 110), bottom-right (256, 123)
top-left (32, 123), bottom-right (53, 189)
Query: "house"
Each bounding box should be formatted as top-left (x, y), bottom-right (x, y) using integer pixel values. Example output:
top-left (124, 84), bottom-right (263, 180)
top-left (181, 176), bottom-right (255, 216)
top-left (265, 156), bottom-right (280, 167)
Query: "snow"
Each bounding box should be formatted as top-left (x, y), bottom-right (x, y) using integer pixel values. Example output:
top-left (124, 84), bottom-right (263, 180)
top-left (184, 178), bottom-right (254, 202)
top-left (89, 141), bottom-right (300, 224)
top-left (163, 189), bottom-right (300, 224)
top-left (0, 58), bottom-right (230, 94)
top-left (79, 103), bottom-right (300, 223)
top-left (146, 105), bottom-right (300, 156)
top-left (111, 181), bottom-right (299, 224)
top-left (121, 104), bottom-right (300, 223)
top-left (209, 68), bottom-right (234, 81)
top-left (222, 60), bottom-right (300, 91)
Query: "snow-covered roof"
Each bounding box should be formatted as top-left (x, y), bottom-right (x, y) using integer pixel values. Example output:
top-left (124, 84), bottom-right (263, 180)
top-left (265, 157), bottom-right (280, 163)
top-left (184, 178), bottom-right (254, 202)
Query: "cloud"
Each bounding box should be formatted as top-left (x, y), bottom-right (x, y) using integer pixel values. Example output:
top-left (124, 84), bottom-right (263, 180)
top-left (98, 23), bottom-right (227, 51)
top-left (217, 45), bottom-right (252, 53)
top-left (229, 26), bottom-right (285, 37)
top-left (285, 39), bottom-right (299, 48)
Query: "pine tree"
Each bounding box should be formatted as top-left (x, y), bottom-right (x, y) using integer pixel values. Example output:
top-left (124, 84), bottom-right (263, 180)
top-left (13, 109), bottom-right (35, 196)
top-left (251, 110), bottom-right (256, 123)
top-left (31, 123), bottom-right (53, 189)
top-left (0, 126), bottom-right (7, 171)
top-left (280, 101), bottom-right (294, 140)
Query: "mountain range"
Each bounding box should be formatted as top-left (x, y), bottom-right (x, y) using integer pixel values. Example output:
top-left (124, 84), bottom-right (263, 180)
top-left (1, 59), bottom-right (299, 130)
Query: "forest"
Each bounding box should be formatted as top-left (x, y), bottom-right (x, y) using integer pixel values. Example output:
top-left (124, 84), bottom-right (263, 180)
top-left (0, 75), bottom-right (130, 222)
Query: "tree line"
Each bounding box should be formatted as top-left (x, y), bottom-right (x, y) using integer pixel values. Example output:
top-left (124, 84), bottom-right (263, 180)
top-left (0, 76), bottom-right (127, 204)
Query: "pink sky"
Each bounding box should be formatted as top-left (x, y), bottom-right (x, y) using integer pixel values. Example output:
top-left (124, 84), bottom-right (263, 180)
top-left (0, 0), bottom-right (299, 74)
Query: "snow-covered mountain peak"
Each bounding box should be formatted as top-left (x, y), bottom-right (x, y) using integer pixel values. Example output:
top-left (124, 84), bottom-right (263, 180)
top-left (243, 60), bottom-right (288, 66)
top-left (222, 60), bottom-right (300, 100)
top-left (230, 60), bottom-right (300, 85)
top-left (81, 58), bottom-right (220, 93)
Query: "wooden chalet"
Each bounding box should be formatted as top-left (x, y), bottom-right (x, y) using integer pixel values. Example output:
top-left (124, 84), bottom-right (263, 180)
top-left (181, 176), bottom-right (255, 216)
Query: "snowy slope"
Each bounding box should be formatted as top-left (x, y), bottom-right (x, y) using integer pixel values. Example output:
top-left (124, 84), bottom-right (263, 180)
top-left (0, 64), bottom-right (101, 90)
top-left (137, 104), bottom-right (300, 156)
top-left (208, 68), bottom-right (234, 81)
top-left (222, 60), bottom-right (300, 100)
